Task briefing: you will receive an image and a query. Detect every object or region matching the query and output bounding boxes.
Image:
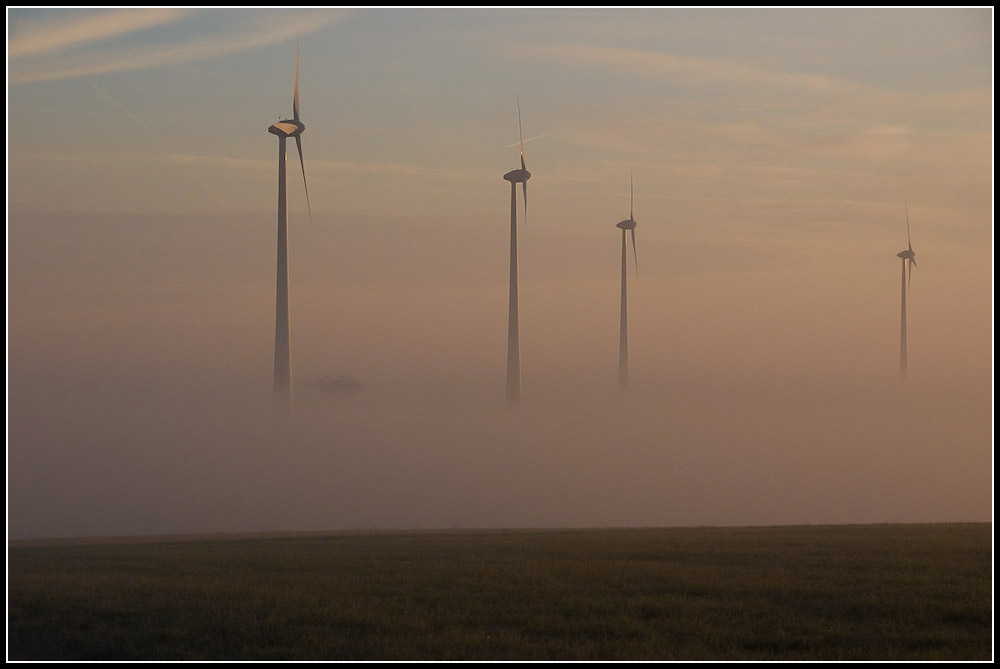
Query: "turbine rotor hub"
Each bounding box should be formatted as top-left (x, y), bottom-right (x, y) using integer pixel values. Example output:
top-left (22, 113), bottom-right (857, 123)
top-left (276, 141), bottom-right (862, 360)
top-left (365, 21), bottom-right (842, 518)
top-left (503, 168), bottom-right (531, 183)
top-left (269, 119), bottom-right (305, 137)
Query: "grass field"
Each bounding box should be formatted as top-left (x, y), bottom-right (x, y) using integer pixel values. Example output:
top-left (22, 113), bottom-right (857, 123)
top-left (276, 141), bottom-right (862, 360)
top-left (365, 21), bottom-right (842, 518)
top-left (6, 523), bottom-right (993, 660)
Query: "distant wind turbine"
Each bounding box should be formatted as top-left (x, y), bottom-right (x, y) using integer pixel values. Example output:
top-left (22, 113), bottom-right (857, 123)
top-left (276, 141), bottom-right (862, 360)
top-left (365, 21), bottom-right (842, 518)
top-left (268, 40), bottom-right (312, 402)
top-left (617, 175), bottom-right (639, 390)
top-left (503, 95), bottom-right (531, 404)
top-left (896, 206), bottom-right (916, 377)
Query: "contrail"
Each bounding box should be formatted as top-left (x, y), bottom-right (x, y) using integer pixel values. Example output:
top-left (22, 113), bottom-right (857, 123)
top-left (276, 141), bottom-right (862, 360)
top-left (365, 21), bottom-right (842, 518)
top-left (89, 80), bottom-right (157, 135)
top-left (89, 79), bottom-right (232, 212)
top-left (507, 127), bottom-right (563, 148)
top-left (506, 105), bottom-right (634, 148)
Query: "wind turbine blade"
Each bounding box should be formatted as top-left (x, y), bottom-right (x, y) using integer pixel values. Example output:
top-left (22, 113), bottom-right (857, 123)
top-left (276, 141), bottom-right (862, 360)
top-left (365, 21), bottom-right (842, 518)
top-left (517, 93), bottom-right (526, 171)
top-left (295, 136), bottom-right (312, 226)
top-left (905, 204), bottom-right (912, 252)
top-left (522, 181), bottom-right (528, 229)
top-left (630, 173), bottom-right (634, 221)
top-left (293, 38), bottom-right (300, 121)
top-left (631, 228), bottom-right (638, 277)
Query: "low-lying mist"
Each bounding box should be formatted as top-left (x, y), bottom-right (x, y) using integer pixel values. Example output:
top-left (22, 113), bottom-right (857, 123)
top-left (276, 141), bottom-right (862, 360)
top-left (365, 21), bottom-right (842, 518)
top-left (7, 210), bottom-right (992, 539)
top-left (8, 351), bottom-right (990, 539)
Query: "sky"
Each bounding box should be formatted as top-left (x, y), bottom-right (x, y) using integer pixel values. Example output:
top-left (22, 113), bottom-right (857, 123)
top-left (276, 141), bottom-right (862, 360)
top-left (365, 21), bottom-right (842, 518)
top-left (6, 7), bottom-right (994, 539)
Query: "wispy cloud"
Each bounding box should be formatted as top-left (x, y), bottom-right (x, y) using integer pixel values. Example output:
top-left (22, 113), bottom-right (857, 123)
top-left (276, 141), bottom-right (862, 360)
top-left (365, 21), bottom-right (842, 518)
top-left (164, 153), bottom-right (487, 183)
top-left (513, 43), bottom-right (862, 96)
top-left (514, 41), bottom-right (990, 126)
top-left (8, 8), bottom-right (193, 58)
top-left (11, 151), bottom-right (485, 183)
top-left (517, 40), bottom-right (990, 179)
top-left (9, 9), bottom-right (350, 84)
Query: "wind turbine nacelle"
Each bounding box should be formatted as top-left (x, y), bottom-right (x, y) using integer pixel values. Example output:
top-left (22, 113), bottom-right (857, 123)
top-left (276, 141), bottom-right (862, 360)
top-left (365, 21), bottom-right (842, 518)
top-left (269, 120), bottom-right (305, 138)
top-left (617, 219), bottom-right (637, 231)
top-left (504, 168), bottom-right (531, 183)
top-left (897, 250), bottom-right (914, 259)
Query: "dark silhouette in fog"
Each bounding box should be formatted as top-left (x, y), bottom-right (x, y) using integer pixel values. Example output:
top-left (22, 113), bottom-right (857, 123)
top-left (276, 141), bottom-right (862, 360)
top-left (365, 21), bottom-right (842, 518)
top-left (616, 175), bottom-right (638, 390)
top-left (503, 95), bottom-right (531, 404)
top-left (268, 39), bottom-right (313, 403)
top-left (314, 374), bottom-right (363, 395)
top-left (897, 206), bottom-right (917, 377)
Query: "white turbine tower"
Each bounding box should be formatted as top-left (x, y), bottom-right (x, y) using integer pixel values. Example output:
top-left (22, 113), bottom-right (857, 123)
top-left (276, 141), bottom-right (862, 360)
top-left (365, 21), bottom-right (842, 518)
top-left (503, 95), bottom-right (531, 404)
top-left (897, 206), bottom-right (917, 377)
top-left (268, 41), bottom-right (312, 402)
top-left (616, 175), bottom-right (638, 389)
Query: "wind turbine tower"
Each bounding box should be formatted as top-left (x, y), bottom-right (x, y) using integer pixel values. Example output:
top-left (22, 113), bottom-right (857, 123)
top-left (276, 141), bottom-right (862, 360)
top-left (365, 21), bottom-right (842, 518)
top-left (616, 175), bottom-right (638, 389)
top-left (503, 96), bottom-right (531, 404)
top-left (268, 41), bottom-right (312, 402)
top-left (897, 206), bottom-right (916, 377)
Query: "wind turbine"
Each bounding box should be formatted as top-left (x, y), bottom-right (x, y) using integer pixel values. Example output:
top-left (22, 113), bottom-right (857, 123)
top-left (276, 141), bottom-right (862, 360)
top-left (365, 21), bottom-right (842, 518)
top-left (268, 40), bottom-right (312, 402)
top-left (616, 175), bottom-right (638, 389)
top-left (896, 206), bottom-right (916, 377)
top-left (502, 95), bottom-right (531, 404)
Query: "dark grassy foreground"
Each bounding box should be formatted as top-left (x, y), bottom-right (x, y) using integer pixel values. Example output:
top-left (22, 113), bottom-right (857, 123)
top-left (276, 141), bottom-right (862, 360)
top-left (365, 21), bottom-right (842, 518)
top-left (7, 524), bottom-right (992, 661)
